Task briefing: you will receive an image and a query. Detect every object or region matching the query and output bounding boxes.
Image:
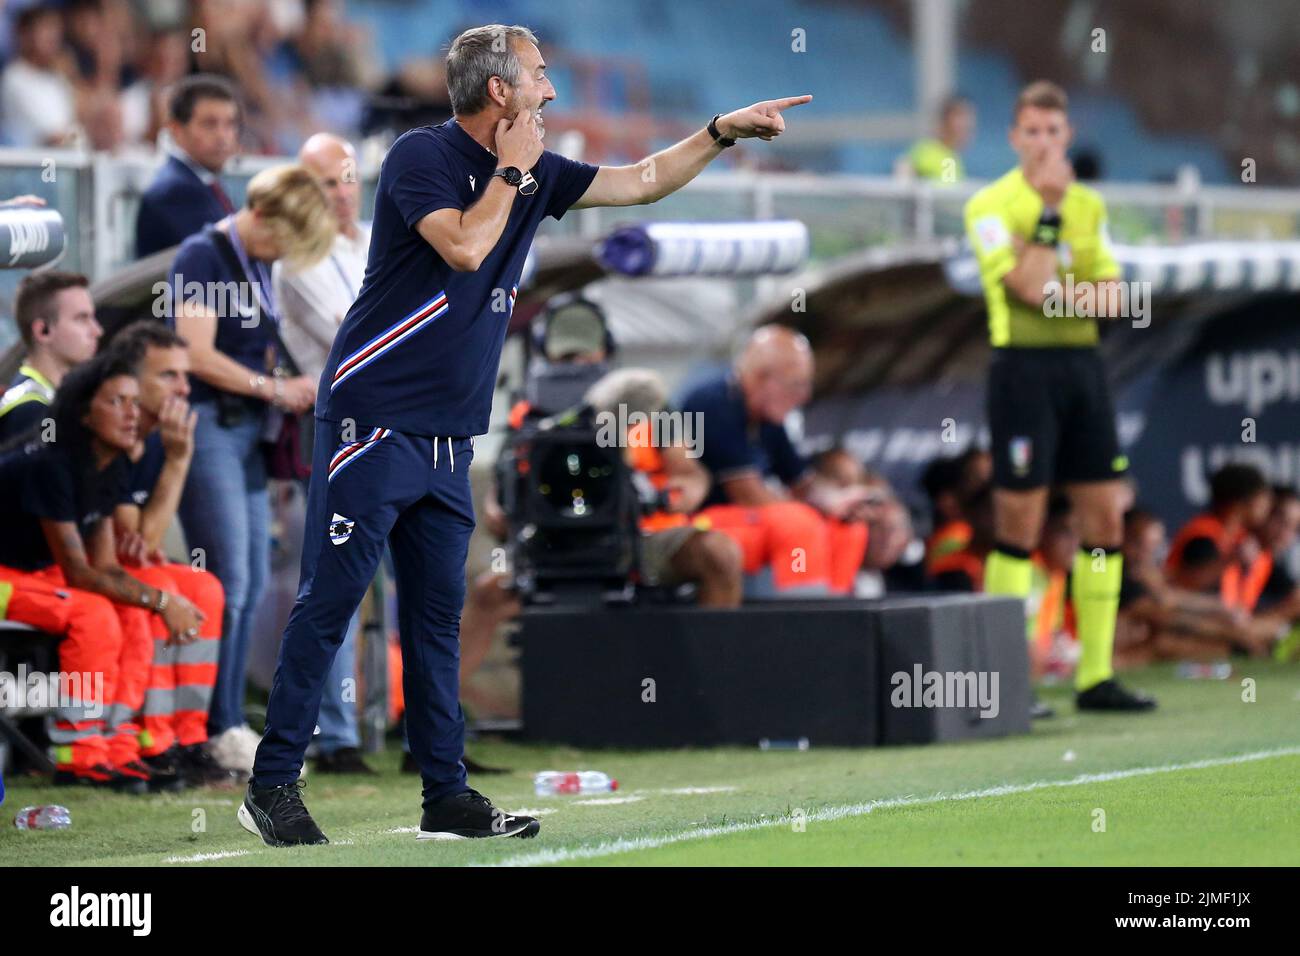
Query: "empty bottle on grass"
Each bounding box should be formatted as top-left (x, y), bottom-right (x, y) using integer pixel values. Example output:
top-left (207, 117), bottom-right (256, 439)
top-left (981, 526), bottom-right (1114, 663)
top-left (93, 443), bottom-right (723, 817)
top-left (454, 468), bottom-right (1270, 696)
top-left (534, 771), bottom-right (618, 796)
top-left (14, 805), bottom-right (71, 830)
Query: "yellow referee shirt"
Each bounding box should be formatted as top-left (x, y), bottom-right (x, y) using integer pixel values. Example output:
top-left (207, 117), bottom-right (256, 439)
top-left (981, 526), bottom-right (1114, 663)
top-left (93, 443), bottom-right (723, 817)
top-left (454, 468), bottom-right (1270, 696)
top-left (908, 138), bottom-right (963, 183)
top-left (964, 167), bottom-right (1120, 347)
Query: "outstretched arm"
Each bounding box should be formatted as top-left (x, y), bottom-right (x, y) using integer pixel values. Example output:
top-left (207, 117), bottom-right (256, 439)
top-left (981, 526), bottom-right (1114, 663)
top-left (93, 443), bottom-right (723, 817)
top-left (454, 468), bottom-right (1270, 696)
top-left (573, 95), bottom-right (813, 209)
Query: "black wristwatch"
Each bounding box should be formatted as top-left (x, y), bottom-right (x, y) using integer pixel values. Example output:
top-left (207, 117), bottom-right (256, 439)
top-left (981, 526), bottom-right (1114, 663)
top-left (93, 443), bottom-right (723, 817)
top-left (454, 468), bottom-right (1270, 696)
top-left (493, 166), bottom-right (538, 195)
top-left (708, 114), bottom-right (735, 148)
top-left (1031, 208), bottom-right (1063, 247)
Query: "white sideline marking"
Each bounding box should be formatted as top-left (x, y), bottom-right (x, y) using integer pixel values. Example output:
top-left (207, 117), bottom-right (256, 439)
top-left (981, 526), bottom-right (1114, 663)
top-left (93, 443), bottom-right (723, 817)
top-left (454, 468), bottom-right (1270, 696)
top-left (482, 746), bottom-right (1300, 867)
top-left (164, 849), bottom-right (253, 864)
top-left (655, 786), bottom-right (737, 795)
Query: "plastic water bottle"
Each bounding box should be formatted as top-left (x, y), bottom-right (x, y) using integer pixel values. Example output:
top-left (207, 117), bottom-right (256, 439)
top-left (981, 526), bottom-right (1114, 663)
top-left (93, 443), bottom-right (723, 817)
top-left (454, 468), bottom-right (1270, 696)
top-left (533, 771), bottom-right (618, 796)
top-left (1176, 662), bottom-right (1232, 680)
top-left (14, 805), bottom-right (71, 830)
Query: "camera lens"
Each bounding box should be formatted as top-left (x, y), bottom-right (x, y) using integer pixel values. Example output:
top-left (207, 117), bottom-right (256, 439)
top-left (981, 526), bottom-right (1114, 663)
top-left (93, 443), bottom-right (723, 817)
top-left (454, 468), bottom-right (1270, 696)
top-left (536, 441), bottom-right (616, 518)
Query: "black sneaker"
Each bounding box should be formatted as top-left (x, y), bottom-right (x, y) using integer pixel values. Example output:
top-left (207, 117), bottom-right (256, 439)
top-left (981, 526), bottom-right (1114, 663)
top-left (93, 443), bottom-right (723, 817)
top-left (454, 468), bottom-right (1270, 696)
top-left (238, 780), bottom-right (329, 847)
top-left (315, 746), bottom-right (377, 775)
top-left (1030, 693), bottom-right (1056, 720)
top-left (418, 788), bottom-right (540, 841)
top-left (180, 743), bottom-right (237, 788)
top-left (141, 748), bottom-right (188, 793)
top-left (53, 763), bottom-right (147, 795)
top-left (1076, 678), bottom-right (1157, 712)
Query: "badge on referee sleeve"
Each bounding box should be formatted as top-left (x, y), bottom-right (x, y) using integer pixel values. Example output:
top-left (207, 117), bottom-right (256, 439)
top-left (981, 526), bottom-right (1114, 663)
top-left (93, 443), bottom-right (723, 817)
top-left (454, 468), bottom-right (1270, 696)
top-left (974, 214), bottom-right (1011, 253)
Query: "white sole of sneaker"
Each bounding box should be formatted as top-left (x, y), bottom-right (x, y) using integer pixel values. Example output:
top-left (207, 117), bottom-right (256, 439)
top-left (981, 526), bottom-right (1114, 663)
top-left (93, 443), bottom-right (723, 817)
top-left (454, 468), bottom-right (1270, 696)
top-left (236, 803), bottom-right (264, 841)
top-left (416, 819), bottom-right (539, 840)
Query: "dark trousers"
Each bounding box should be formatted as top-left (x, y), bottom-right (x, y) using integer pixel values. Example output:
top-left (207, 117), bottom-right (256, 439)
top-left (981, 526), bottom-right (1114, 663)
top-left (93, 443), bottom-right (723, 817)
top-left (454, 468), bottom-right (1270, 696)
top-left (253, 418), bottom-right (475, 804)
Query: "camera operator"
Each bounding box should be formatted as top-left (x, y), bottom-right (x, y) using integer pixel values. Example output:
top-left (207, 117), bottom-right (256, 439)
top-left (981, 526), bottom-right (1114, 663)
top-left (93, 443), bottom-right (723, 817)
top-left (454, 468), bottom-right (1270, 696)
top-left (461, 320), bottom-right (742, 717)
top-left (586, 367), bottom-right (743, 606)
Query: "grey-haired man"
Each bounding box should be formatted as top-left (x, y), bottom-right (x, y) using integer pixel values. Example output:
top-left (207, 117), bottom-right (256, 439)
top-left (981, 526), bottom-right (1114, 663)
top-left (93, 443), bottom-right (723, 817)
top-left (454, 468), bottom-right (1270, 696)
top-left (243, 22), bottom-right (810, 846)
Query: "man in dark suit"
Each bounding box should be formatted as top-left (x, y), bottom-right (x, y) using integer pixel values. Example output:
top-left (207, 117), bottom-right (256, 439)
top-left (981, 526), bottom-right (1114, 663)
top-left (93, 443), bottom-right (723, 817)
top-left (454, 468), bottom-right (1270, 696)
top-left (135, 74), bottom-right (241, 258)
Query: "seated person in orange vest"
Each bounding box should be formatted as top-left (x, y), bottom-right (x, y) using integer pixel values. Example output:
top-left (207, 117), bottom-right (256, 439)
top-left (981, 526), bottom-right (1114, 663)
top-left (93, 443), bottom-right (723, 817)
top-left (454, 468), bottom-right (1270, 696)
top-left (811, 449), bottom-right (912, 593)
top-left (921, 448), bottom-right (991, 572)
top-left (677, 326), bottom-right (869, 595)
top-left (108, 321), bottom-right (232, 788)
top-left (1116, 506), bottom-right (1274, 666)
top-left (926, 482), bottom-right (995, 591)
top-left (867, 494), bottom-right (914, 582)
top-left (1025, 495), bottom-right (1079, 680)
top-left (1167, 464), bottom-right (1275, 614)
top-left (1248, 487), bottom-right (1300, 661)
top-left (0, 353), bottom-right (205, 792)
top-left (1252, 487), bottom-right (1300, 619)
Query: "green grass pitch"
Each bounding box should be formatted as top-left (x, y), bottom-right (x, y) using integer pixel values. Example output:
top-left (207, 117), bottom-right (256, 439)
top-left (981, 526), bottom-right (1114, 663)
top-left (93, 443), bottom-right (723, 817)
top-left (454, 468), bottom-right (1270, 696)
top-left (3, 661), bottom-right (1297, 866)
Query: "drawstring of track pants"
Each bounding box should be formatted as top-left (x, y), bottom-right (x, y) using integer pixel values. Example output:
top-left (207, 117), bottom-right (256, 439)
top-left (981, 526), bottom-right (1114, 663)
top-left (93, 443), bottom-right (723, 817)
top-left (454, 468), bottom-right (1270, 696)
top-left (433, 436), bottom-right (456, 472)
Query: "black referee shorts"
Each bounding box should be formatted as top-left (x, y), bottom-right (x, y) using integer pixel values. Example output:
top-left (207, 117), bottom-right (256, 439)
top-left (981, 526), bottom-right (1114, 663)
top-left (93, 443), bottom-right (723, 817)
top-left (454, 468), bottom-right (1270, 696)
top-left (986, 347), bottom-right (1128, 490)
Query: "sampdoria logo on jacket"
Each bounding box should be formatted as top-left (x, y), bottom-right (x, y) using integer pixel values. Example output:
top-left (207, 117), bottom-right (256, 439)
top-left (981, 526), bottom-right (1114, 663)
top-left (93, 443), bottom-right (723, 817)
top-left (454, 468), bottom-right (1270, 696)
top-left (329, 513), bottom-right (355, 546)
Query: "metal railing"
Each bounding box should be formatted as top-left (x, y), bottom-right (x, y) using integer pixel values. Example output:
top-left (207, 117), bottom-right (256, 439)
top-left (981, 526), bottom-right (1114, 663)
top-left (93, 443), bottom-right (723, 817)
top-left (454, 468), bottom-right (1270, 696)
top-left (0, 147), bottom-right (1297, 349)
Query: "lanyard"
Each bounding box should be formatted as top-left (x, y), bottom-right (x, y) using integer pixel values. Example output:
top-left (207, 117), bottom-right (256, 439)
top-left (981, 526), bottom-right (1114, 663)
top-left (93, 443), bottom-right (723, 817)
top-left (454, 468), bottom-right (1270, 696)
top-left (329, 253), bottom-right (358, 298)
top-left (224, 215), bottom-right (278, 324)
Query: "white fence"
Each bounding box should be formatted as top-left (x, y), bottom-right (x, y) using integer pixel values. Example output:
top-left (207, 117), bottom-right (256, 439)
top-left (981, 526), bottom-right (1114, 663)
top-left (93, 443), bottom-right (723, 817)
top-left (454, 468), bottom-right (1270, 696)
top-left (0, 146), bottom-right (1295, 328)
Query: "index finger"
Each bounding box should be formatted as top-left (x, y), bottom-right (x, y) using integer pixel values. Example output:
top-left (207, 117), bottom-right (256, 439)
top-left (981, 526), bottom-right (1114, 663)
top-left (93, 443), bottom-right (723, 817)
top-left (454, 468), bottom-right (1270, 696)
top-left (772, 94), bottom-right (813, 110)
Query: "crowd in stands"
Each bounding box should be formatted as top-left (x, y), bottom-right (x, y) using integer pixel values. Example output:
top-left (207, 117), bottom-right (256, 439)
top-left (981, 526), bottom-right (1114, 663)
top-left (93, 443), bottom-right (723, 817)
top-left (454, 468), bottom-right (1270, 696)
top-left (0, 0), bottom-right (416, 156)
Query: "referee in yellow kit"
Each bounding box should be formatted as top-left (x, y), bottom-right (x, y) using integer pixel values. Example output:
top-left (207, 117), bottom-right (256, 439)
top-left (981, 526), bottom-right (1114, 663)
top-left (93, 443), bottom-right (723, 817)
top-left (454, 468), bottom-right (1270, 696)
top-left (964, 80), bottom-right (1154, 711)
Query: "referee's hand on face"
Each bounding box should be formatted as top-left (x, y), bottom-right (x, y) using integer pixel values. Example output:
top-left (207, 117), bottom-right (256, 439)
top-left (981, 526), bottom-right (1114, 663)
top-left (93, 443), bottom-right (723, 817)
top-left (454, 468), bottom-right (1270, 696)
top-left (494, 108), bottom-right (544, 171)
top-left (1025, 145), bottom-right (1073, 207)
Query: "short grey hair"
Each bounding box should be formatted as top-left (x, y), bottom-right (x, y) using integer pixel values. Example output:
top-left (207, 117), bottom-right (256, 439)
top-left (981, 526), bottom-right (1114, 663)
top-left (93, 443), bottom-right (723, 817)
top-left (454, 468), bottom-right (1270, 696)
top-left (446, 24), bottom-right (539, 116)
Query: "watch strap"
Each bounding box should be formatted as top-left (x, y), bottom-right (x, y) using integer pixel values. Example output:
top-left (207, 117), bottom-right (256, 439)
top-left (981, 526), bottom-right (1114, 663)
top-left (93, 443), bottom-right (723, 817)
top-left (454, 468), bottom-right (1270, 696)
top-left (708, 114), bottom-right (735, 148)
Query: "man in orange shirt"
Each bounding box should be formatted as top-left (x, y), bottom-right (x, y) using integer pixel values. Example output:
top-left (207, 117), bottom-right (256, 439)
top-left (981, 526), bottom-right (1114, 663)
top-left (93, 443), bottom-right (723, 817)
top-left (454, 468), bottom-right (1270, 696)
top-left (921, 449), bottom-right (990, 575)
top-left (1167, 464), bottom-right (1273, 611)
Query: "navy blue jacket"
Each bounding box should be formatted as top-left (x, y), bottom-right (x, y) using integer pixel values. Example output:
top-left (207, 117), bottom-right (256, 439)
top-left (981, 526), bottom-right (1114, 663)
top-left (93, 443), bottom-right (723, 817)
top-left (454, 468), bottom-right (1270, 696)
top-left (135, 154), bottom-right (229, 258)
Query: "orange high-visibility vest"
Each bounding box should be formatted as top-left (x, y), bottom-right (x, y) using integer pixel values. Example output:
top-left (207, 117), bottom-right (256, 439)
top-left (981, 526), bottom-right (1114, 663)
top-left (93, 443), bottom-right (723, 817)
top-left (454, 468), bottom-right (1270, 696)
top-left (626, 420), bottom-right (688, 533)
top-left (1223, 552), bottom-right (1273, 612)
top-left (507, 399), bottom-right (531, 431)
top-left (929, 548), bottom-right (985, 591)
top-left (926, 520), bottom-right (973, 576)
top-left (1167, 512), bottom-right (1272, 611)
top-left (1033, 564), bottom-right (1067, 649)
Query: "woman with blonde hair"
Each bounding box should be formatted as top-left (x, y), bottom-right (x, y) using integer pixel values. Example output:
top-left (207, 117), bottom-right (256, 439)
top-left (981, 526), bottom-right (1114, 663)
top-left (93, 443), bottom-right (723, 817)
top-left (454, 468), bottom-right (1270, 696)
top-left (168, 163), bottom-right (335, 770)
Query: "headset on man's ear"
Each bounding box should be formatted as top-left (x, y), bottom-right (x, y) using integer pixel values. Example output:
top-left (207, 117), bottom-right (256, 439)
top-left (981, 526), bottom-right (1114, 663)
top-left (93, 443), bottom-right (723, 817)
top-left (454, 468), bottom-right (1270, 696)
top-left (527, 292), bottom-right (617, 363)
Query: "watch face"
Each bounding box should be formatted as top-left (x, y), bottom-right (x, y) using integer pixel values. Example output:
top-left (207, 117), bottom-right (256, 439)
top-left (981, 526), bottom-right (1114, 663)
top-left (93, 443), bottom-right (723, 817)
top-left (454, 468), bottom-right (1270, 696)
top-left (499, 166), bottom-right (523, 186)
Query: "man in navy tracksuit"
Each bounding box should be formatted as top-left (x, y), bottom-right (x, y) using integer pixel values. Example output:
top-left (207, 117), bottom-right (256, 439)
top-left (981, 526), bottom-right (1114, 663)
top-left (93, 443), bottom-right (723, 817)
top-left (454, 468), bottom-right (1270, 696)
top-left (240, 23), bottom-right (811, 845)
